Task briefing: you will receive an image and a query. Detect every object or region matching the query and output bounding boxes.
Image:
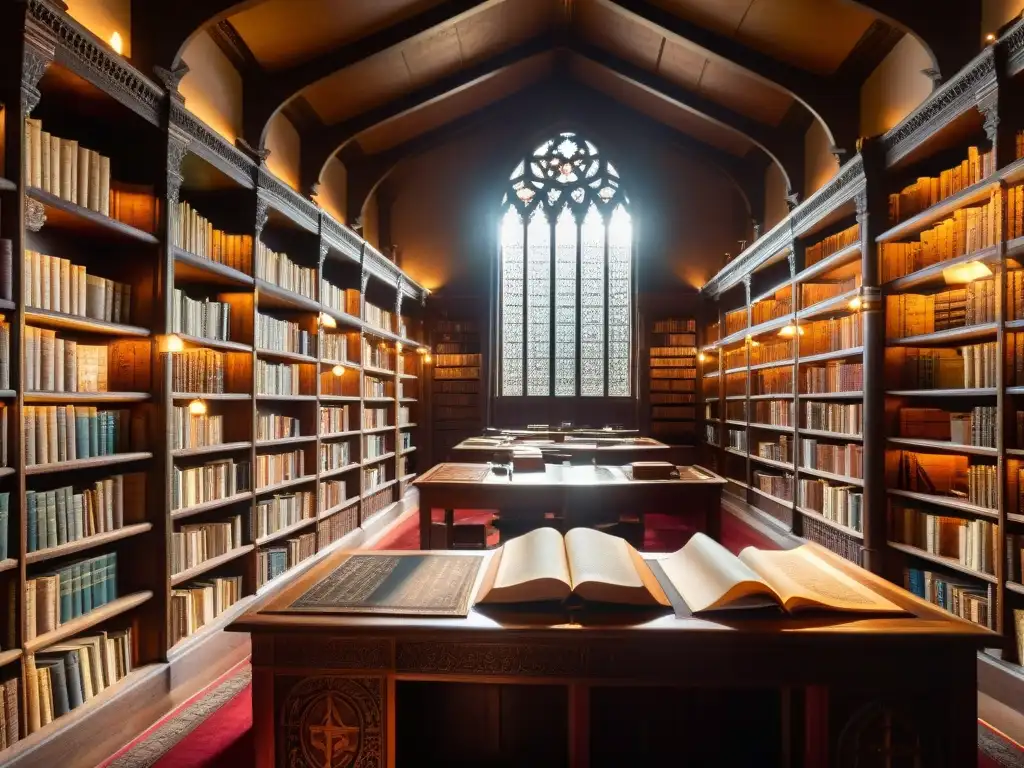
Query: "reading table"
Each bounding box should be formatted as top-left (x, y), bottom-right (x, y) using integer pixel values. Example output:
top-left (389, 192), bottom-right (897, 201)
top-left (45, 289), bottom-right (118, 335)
top-left (231, 545), bottom-right (996, 767)
top-left (452, 436), bottom-right (672, 465)
top-left (413, 462), bottom-right (726, 549)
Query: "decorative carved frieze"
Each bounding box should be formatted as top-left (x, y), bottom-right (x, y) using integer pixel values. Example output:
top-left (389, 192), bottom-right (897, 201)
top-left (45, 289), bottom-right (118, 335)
top-left (255, 198), bottom-right (269, 241)
top-left (1003, 16), bottom-right (1024, 75)
top-left (166, 125), bottom-right (191, 210)
top-left (170, 103), bottom-right (255, 189)
top-left (257, 167), bottom-right (318, 233)
top-left (395, 276), bottom-right (404, 318)
top-left (395, 641), bottom-right (586, 677)
top-left (153, 64), bottom-right (189, 102)
top-left (319, 239), bottom-right (329, 264)
top-left (25, 198), bottom-right (46, 232)
top-left (274, 638), bottom-right (391, 670)
top-left (322, 215), bottom-right (364, 262)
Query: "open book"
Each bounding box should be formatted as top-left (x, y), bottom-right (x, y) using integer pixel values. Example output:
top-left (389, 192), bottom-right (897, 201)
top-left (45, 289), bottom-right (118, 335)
top-left (657, 533), bottom-right (906, 614)
top-left (477, 527), bottom-right (671, 607)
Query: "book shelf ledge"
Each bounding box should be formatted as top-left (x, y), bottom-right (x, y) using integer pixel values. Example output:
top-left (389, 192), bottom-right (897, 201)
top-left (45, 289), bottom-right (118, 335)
top-left (798, 347), bottom-right (864, 364)
top-left (25, 522), bottom-right (153, 565)
top-left (724, 395), bottom-right (748, 401)
top-left (399, 397), bottom-right (417, 403)
top-left (798, 466), bottom-right (864, 486)
top-left (24, 590), bottom-right (154, 654)
top-left (397, 373), bottom-right (417, 380)
top-left (0, 177), bottom-right (15, 192)
top-left (0, 649), bottom-right (22, 669)
top-left (399, 472), bottom-right (417, 483)
top-left (722, 366), bottom-right (748, 375)
top-left (254, 517), bottom-right (317, 547)
top-left (749, 359), bottom-right (794, 371)
top-left (888, 437), bottom-right (997, 456)
top-left (887, 541), bottom-right (998, 584)
top-left (26, 452), bottom-right (153, 475)
top-left (796, 506), bottom-right (864, 540)
top-left (28, 187), bottom-right (160, 245)
top-left (256, 476), bottom-right (316, 495)
top-left (750, 454), bottom-right (793, 470)
top-left (167, 595), bottom-right (257, 660)
top-left (715, 327), bottom-right (752, 348)
top-left (319, 497), bottom-right (359, 519)
top-left (362, 479), bottom-right (398, 498)
top-left (254, 280), bottom-right (320, 312)
top-left (797, 289), bottom-right (861, 321)
top-left (748, 422), bottom-right (794, 433)
top-left (363, 452), bottom-right (396, 465)
top-left (794, 243), bottom-right (861, 285)
top-left (320, 430), bottom-right (360, 440)
top-left (25, 390), bottom-right (151, 403)
top-left (255, 394), bottom-right (317, 402)
top-left (172, 248), bottom-right (255, 288)
top-left (703, 370), bottom-right (720, 378)
top-left (320, 463), bottom-right (360, 480)
top-left (744, 315), bottom-right (796, 340)
top-left (363, 365), bottom-right (395, 377)
top-left (876, 175), bottom-right (999, 244)
top-left (887, 488), bottom-right (999, 519)
top-left (750, 393), bottom-right (795, 400)
top-left (1007, 581), bottom-right (1024, 597)
top-left (725, 419), bottom-right (747, 427)
top-left (400, 446), bottom-right (417, 455)
top-left (171, 441), bottom-right (252, 458)
top-left (170, 545), bottom-right (255, 586)
top-left (364, 396), bottom-right (393, 403)
top-left (724, 447), bottom-right (747, 458)
top-left (176, 334), bottom-right (252, 353)
top-left (399, 423), bottom-right (417, 429)
top-left (171, 492), bottom-right (254, 521)
top-left (798, 391), bottom-right (863, 400)
top-left (319, 306), bottom-right (363, 329)
top-left (25, 308), bottom-right (151, 337)
top-left (255, 436), bottom-right (314, 448)
top-left (0, 558), bottom-right (18, 574)
top-left (319, 358), bottom-right (360, 370)
top-left (255, 348), bottom-right (317, 364)
top-left (887, 388), bottom-right (997, 397)
top-left (885, 246), bottom-right (1000, 293)
top-left (363, 425), bottom-right (394, 434)
top-left (172, 392), bottom-right (251, 401)
top-left (1005, 318), bottom-right (1024, 331)
top-left (319, 395), bottom-right (360, 403)
top-left (0, 391), bottom-right (13, 400)
top-left (0, 467), bottom-right (16, 478)
top-left (750, 487), bottom-right (793, 507)
top-left (889, 323), bottom-right (998, 347)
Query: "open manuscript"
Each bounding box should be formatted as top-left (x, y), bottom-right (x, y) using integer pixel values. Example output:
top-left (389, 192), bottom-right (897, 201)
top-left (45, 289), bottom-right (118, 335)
top-left (476, 528), bottom-right (906, 615)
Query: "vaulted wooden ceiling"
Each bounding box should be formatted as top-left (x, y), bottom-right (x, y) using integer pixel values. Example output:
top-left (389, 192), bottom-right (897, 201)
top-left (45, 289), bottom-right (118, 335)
top-left (130, 0), bottom-right (984, 215)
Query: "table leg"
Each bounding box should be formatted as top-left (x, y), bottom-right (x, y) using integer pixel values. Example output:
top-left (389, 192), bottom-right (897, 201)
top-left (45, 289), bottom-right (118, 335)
top-left (419, 497), bottom-right (432, 549)
top-left (252, 661), bottom-right (275, 768)
top-left (568, 683), bottom-right (590, 768)
top-left (445, 508), bottom-right (454, 549)
top-left (706, 491), bottom-right (722, 541)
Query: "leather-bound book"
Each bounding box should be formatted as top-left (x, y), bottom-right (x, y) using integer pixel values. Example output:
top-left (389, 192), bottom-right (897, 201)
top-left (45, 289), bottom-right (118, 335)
top-left (631, 461), bottom-right (676, 480)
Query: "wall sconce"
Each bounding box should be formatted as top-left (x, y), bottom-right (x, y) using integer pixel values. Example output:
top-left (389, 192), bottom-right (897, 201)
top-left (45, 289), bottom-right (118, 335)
top-left (332, 365), bottom-right (345, 377)
top-left (848, 297), bottom-right (862, 311)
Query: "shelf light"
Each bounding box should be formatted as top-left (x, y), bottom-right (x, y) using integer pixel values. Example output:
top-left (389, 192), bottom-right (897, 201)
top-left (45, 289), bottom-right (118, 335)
top-left (188, 398), bottom-right (207, 416)
top-left (162, 334), bottom-right (185, 353)
top-left (110, 32), bottom-right (124, 55)
top-left (986, 33), bottom-right (996, 43)
top-left (424, 354), bottom-right (432, 364)
top-left (332, 365), bottom-right (346, 377)
top-left (396, 342), bottom-right (403, 353)
top-left (698, 352), bottom-right (707, 363)
top-left (778, 324), bottom-right (804, 338)
top-left (848, 297), bottom-right (862, 311)
top-left (319, 313), bottom-right (337, 329)
top-left (942, 260), bottom-right (993, 285)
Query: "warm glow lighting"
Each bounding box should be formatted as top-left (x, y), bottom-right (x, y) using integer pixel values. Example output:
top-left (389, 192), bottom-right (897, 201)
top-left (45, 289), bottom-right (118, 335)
top-left (848, 297), bottom-right (862, 311)
top-left (164, 334), bottom-right (184, 353)
top-left (320, 312), bottom-right (337, 328)
top-left (698, 352), bottom-right (707, 363)
top-left (424, 354), bottom-right (432, 364)
top-left (396, 342), bottom-right (402, 353)
top-left (416, 347), bottom-right (427, 355)
top-left (110, 32), bottom-right (124, 55)
top-left (986, 33), bottom-right (996, 43)
top-left (332, 365), bottom-right (345, 377)
top-left (942, 260), bottom-right (993, 285)
top-left (188, 399), bottom-right (206, 416)
top-left (778, 324), bottom-right (805, 338)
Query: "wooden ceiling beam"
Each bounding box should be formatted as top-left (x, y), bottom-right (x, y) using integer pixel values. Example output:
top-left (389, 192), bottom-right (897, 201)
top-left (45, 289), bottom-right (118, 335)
top-left (846, 0), bottom-right (982, 83)
top-left (299, 35), bottom-right (556, 197)
top-left (569, 41), bottom-right (804, 198)
top-left (242, 0), bottom-right (498, 150)
top-left (602, 0), bottom-right (859, 158)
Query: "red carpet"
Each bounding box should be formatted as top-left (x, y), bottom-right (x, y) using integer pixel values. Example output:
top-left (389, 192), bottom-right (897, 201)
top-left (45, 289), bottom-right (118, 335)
top-left (102, 508), bottom-right (1024, 767)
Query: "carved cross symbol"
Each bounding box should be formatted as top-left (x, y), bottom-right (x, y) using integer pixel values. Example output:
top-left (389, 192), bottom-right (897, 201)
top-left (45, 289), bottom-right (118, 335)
top-left (308, 695), bottom-right (360, 768)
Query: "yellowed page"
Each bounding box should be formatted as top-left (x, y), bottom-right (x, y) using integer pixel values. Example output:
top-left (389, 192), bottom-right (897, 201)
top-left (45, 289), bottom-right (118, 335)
top-left (564, 528), bottom-right (664, 605)
top-left (739, 546), bottom-right (905, 614)
top-left (658, 532), bottom-right (779, 613)
top-left (481, 527), bottom-right (572, 603)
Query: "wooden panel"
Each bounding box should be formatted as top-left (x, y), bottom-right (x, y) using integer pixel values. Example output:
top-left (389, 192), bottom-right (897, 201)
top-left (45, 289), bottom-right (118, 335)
top-left (357, 54), bottom-right (553, 154)
top-left (400, 24), bottom-right (465, 85)
top-left (569, 56), bottom-right (753, 156)
top-left (229, 0), bottom-right (446, 70)
top-left (455, 0), bottom-right (555, 64)
top-left (655, 38), bottom-right (706, 90)
top-left (577, 0), bottom-right (665, 70)
top-left (695, 59), bottom-right (792, 125)
top-left (647, 0), bottom-right (754, 38)
top-left (304, 47), bottom-right (413, 125)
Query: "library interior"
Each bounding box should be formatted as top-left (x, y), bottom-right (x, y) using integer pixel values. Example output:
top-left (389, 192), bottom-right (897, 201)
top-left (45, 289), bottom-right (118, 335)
top-left (2, 0), bottom-right (1024, 766)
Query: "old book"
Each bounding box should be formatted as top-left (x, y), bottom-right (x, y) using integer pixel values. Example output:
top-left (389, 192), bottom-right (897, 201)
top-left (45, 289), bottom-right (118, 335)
top-left (49, 133), bottom-right (60, 195)
top-left (40, 132), bottom-right (51, 193)
top-left (38, 667), bottom-right (52, 727)
top-left (630, 461), bottom-right (675, 480)
top-left (77, 145), bottom-right (90, 205)
top-left (27, 118), bottom-right (42, 188)
top-left (1016, 609), bottom-right (1024, 664)
top-left (655, 533), bottom-right (906, 615)
top-left (35, 658), bottom-right (69, 717)
top-left (99, 155), bottom-right (110, 216)
top-left (60, 138), bottom-right (76, 201)
top-left (25, 655), bottom-right (40, 733)
top-left (2, 677), bottom-right (18, 746)
top-left (0, 239), bottom-right (12, 303)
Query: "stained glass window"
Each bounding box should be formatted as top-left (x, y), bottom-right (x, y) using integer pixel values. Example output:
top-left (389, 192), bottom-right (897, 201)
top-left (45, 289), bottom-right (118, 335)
top-left (499, 132), bottom-right (632, 397)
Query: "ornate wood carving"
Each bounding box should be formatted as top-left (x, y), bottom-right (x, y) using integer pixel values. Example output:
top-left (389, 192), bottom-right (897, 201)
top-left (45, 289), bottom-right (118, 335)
top-left (236, 137), bottom-right (271, 165)
top-left (279, 675), bottom-right (384, 768)
top-left (322, 216), bottom-right (364, 263)
top-left (257, 167), bottom-right (319, 234)
top-left (169, 103), bottom-right (255, 189)
top-left (1004, 16), bottom-right (1024, 76)
top-left (275, 638), bottom-right (391, 671)
top-left (28, 0), bottom-right (164, 125)
top-left (255, 198), bottom-right (269, 241)
top-left (395, 276), bottom-right (404, 319)
top-left (976, 88), bottom-right (1000, 144)
top-left (837, 701), bottom-right (934, 767)
top-left (153, 64), bottom-right (189, 102)
top-left (319, 239), bottom-right (330, 265)
top-left (396, 641), bottom-right (586, 677)
top-left (25, 198), bottom-right (46, 232)
top-left (784, 191), bottom-right (800, 211)
top-left (166, 124), bottom-right (191, 211)
top-left (21, 3), bottom-right (60, 116)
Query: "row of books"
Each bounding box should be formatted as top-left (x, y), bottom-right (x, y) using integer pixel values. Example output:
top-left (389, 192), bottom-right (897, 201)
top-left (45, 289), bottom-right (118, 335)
top-left (802, 361), bottom-right (863, 393)
top-left (255, 243), bottom-right (315, 300)
top-left (1007, 335), bottom-right (1024, 386)
top-left (652, 319), bottom-right (695, 333)
top-left (173, 201), bottom-right (253, 274)
top-left (801, 440), bottom-right (862, 478)
top-left (27, 553), bottom-right (118, 638)
top-left (363, 484), bottom-right (397, 520)
top-left (364, 302), bottom-right (396, 334)
top-left (749, 340), bottom-right (792, 367)
top-left (651, 378), bottom-right (694, 392)
top-left (257, 533), bottom-right (315, 588)
top-left (704, 424), bottom-right (717, 446)
top-left (752, 368), bottom-right (791, 395)
top-left (398, 406), bottom-right (412, 425)
top-left (171, 516), bottom-right (243, 575)
top-left (724, 372), bottom-right (747, 397)
top-left (753, 470), bottom-right (793, 501)
top-left (27, 475), bottom-right (143, 553)
top-left (885, 283), bottom-right (995, 339)
top-left (651, 368), bottom-right (696, 380)
top-left (890, 506), bottom-right (997, 575)
top-left (25, 328), bottom-right (108, 393)
top-left (887, 147), bottom-right (995, 224)
top-left (0, 678), bottom-right (17, 750)
top-left (751, 296), bottom-right (791, 325)
top-left (433, 380), bottom-right (480, 393)
top-left (321, 333), bottom-right (352, 363)
top-left (651, 346), bottom-right (696, 357)
top-left (319, 479), bottom-right (348, 512)
top-left (256, 313), bottom-right (311, 356)
top-left (726, 430), bottom-right (746, 451)
top-left (725, 402), bottom-right (746, 420)
top-left (434, 367), bottom-right (480, 380)
top-left (966, 464), bottom-right (998, 510)
top-left (319, 505), bottom-right (358, 544)
top-left (652, 358), bottom-right (694, 369)
top-left (24, 120), bottom-right (111, 215)
top-left (320, 371), bottom-right (355, 397)
top-left (904, 568), bottom-right (989, 627)
top-left (256, 450), bottom-right (307, 488)
top-left (880, 199), bottom-right (999, 282)
top-left (724, 307), bottom-right (748, 336)
top-left (25, 251), bottom-right (132, 324)
top-left (364, 376), bottom-right (391, 398)
top-left (1006, 184), bottom-right (1024, 241)
top-left (800, 275), bottom-right (861, 309)
top-left (320, 406), bottom-right (350, 434)
top-left (805, 224), bottom-right (859, 268)
top-left (170, 576), bottom-right (244, 647)
top-left (756, 437), bottom-right (790, 462)
top-left (253, 492), bottom-right (315, 540)
top-left (722, 347), bottom-right (747, 370)
top-left (398, 454), bottom-right (412, 477)
top-left (799, 480), bottom-right (863, 532)
top-left (320, 282), bottom-right (360, 316)
top-left (171, 349), bottom-right (230, 394)
top-left (171, 459), bottom-right (251, 511)
top-left (364, 434), bottom-right (387, 459)
top-left (963, 342), bottom-right (998, 388)
top-left (364, 464), bottom-right (387, 491)
top-left (400, 432), bottom-right (413, 450)
top-left (799, 315), bottom-right (862, 355)
top-left (172, 410), bottom-right (225, 451)
top-left (320, 441), bottom-right (352, 470)
top-left (803, 401), bottom-right (862, 435)
top-left (258, 412), bottom-right (301, 441)
top-left (255, 360), bottom-right (303, 396)
top-left (363, 340), bottom-right (396, 370)
top-left (898, 406), bottom-right (996, 448)
top-left (172, 291), bottom-right (232, 342)
top-left (25, 629), bottom-right (133, 736)
top-left (24, 406), bottom-right (137, 466)
top-left (1006, 534), bottom-right (1024, 583)
top-left (364, 408), bottom-right (389, 429)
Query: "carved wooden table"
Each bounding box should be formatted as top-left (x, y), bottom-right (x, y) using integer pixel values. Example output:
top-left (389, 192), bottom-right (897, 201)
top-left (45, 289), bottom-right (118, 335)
top-left (451, 436), bottom-right (673, 465)
top-left (230, 545), bottom-right (996, 768)
top-left (413, 462), bottom-right (727, 549)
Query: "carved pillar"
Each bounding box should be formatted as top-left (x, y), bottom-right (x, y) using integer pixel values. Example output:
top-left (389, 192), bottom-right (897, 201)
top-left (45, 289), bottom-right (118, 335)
top-left (977, 43), bottom-right (1012, 170)
top-left (19, 4), bottom-right (60, 232)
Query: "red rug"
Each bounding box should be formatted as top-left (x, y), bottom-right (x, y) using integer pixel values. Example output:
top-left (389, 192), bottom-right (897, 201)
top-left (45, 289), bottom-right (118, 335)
top-left (101, 509), bottom-right (1024, 767)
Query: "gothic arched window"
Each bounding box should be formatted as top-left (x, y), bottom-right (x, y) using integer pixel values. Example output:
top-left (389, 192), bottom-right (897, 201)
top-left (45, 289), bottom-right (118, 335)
top-left (499, 132), bottom-right (633, 397)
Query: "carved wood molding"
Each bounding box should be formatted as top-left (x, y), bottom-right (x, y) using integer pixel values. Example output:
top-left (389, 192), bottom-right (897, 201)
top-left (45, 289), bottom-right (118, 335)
top-left (271, 638), bottom-right (392, 670)
top-left (169, 102), bottom-right (255, 190)
top-left (363, 243), bottom-right (399, 288)
top-left (28, 0), bottom-right (165, 126)
top-left (166, 124), bottom-right (191, 211)
top-left (256, 167), bottom-right (318, 234)
top-left (322, 215), bottom-right (364, 263)
top-left (396, 641), bottom-right (586, 677)
top-left (25, 198), bottom-right (46, 232)
top-left (255, 197), bottom-right (269, 241)
top-left (1002, 16), bottom-right (1024, 76)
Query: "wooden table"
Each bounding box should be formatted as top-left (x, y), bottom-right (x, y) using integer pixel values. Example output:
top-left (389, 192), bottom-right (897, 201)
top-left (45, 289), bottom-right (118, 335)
top-left (453, 436), bottom-right (672, 465)
top-left (231, 545), bottom-right (997, 768)
top-left (413, 463), bottom-right (726, 549)
top-left (487, 427), bottom-right (640, 439)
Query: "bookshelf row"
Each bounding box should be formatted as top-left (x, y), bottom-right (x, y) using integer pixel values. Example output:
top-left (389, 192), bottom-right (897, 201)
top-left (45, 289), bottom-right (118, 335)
top-left (0, 5), bottom-right (428, 758)
top-left (699, 21), bottom-right (1024, 674)
top-left (647, 317), bottom-right (697, 444)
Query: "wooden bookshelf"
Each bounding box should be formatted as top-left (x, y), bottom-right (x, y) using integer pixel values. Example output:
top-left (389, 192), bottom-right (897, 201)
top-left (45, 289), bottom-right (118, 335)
top-left (0, 4), bottom-right (430, 757)
top-left (429, 311), bottom-right (481, 462)
top-left (647, 317), bottom-right (697, 445)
